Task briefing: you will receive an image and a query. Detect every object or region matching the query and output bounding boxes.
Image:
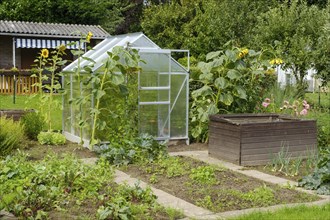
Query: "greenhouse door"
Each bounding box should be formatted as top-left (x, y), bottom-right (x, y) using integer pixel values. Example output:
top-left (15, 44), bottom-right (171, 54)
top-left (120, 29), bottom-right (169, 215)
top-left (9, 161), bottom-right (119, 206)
top-left (138, 49), bottom-right (171, 140)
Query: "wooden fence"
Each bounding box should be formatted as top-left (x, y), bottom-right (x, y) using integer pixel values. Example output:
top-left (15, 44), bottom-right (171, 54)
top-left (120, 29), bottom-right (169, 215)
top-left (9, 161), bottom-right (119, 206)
top-left (0, 71), bottom-right (39, 94)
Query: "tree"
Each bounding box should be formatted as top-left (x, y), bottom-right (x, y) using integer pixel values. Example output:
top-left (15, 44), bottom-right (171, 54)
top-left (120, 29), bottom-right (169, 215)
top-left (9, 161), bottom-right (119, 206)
top-left (141, 0), bottom-right (278, 58)
top-left (252, 0), bottom-right (329, 94)
top-left (0, 0), bottom-right (125, 34)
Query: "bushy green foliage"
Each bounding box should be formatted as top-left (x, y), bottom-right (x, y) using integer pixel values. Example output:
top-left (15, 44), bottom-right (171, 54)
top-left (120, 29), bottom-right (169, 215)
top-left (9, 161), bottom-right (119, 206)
top-left (252, 0), bottom-right (329, 94)
top-left (95, 134), bottom-right (167, 165)
top-left (37, 131), bottom-right (66, 145)
top-left (21, 112), bottom-right (45, 140)
top-left (97, 183), bottom-right (156, 220)
top-left (190, 46), bottom-right (276, 142)
top-left (299, 147), bottom-right (330, 195)
top-left (189, 166), bottom-right (218, 185)
top-left (0, 153), bottom-right (181, 219)
top-left (0, 153), bottom-right (114, 218)
top-left (142, 0), bottom-right (278, 58)
top-left (0, 117), bottom-right (25, 156)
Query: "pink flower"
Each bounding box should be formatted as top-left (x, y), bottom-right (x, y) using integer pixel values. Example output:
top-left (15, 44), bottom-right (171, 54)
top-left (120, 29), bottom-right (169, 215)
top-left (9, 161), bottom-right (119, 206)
top-left (300, 109), bottom-right (308, 116)
top-left (303, 100), bottom-right (307, 105)
top-left (265, 98), bottom-right (271, 103)
top-left (304, 104), bottom-right (310, 110)
top-left (262, 102), bottom-right (270, 108)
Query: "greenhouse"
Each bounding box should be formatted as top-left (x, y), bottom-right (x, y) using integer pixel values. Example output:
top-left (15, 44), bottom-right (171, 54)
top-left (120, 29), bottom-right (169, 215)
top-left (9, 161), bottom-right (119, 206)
top-left (62, 33), bottom-right (190, 147)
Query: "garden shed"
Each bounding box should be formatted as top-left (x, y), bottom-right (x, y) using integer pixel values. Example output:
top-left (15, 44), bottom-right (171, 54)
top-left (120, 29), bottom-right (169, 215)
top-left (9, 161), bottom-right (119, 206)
top-left (62, 32), bottom-right (189, 147)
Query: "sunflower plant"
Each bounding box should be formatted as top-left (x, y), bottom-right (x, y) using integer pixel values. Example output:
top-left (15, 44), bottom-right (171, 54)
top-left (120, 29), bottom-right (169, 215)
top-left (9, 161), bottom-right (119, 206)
top-left (190, 46), bottom-right (276, 142)
top-left (31, 46), bottom-right (67, 131)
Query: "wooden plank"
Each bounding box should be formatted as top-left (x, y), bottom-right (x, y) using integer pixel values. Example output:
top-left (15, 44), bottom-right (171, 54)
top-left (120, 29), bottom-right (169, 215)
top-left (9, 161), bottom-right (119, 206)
top-left (209, 142), bottom-right (240, 155)
top-left (209, 121), bottom-right (240, 131)
top-left (209, 126), bottom-right (241, 138)
top-left (241, 144), bottom-right (317, 156)
top-left (241, 138), bottom-right (316, 149)
top-left (241, 127), bottom-right (316, 138)
top-left (241, 149), bottom-right (317, 162)
top-left (241, 120), bottom-right (316, 131)
top-left (241, 133), bottom-right (316, 144)
top-left (0, 75), bottom-right (3, 93)
top-left (208, 151), bottom-right (240, 165)
top-left (209, 134), bottom-right (241, 145)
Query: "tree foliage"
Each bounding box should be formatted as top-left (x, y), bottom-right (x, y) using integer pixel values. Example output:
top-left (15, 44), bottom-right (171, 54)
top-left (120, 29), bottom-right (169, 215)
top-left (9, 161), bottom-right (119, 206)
top-left (0, 0), bottom-right (142, 34)
top-left (252, 0), bottom-right (329, 94)
top-left (142, 0), bottom-right (279, 58)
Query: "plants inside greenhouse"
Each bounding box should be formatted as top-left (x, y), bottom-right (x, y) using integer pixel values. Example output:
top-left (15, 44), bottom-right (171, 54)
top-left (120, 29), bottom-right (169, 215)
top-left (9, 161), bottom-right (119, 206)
top-left (62, 33), bottom-right (190, 147)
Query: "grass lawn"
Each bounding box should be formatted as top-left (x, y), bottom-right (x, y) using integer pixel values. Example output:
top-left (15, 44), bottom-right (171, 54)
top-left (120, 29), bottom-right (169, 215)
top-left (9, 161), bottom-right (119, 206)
top-left (305, 92), bottom-right (330, 109)
top-left (0, 94), bottom-right (62, 130)
top-left (230, 203), bottom-right (330, 220)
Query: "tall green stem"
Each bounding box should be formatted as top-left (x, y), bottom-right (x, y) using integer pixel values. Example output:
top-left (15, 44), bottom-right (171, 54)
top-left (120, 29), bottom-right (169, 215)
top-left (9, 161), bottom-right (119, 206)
top-left (90, 68), bottom-right (108, 148)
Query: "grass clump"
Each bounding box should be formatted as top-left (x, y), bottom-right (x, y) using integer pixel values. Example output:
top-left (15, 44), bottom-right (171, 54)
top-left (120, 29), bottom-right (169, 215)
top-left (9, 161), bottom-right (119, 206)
top-left (230, 203), bottom-right (330, 220)
top-left (0, 117), bottom-right (25, 156)
top-left (21, 112), bottom-right (45, 140)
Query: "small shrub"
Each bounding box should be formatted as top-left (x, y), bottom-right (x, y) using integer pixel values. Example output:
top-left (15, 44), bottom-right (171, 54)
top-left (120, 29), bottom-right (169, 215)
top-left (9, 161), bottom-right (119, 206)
top-left (0, 117), bottom-right (25, 156)
top-left (95, 134), bottom-right (167, 165)
top-left (21, 112), bottom-right (45, 140)
top-left (299, 147), bottom-right (330, 195)
top-left (37, 131), bottom-right (66, 145)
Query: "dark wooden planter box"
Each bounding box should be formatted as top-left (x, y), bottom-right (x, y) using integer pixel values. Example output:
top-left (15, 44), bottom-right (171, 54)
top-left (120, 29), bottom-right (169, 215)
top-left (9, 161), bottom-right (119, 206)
top-left (0, 109), bottom-right (35, 121)
top-left (208, 114), bottom-right (317, 166)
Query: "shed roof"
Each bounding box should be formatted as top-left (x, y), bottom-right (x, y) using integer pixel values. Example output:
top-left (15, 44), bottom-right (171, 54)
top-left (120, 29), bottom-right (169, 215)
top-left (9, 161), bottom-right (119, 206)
top-left (0, 20), bottom-right (109, 39)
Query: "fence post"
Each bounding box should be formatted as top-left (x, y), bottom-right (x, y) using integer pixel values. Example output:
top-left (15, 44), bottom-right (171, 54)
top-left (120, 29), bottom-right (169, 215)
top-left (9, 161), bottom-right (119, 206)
top-left (13, 75), bottom-right (16, 104)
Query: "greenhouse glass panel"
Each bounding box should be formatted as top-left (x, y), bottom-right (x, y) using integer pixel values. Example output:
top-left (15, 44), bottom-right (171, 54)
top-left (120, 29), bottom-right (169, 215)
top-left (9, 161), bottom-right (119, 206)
top-left (62, 33), bottom-right (189, 147)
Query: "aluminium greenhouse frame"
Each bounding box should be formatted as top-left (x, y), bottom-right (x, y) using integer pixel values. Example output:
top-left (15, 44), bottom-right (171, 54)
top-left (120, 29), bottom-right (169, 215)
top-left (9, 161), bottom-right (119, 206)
top-left (62, 33), bottom-right (190, 147)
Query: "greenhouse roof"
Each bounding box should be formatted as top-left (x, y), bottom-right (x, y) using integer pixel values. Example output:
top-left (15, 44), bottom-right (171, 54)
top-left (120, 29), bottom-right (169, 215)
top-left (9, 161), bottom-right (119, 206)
top-left (63, 32), bottom-right (188, 73)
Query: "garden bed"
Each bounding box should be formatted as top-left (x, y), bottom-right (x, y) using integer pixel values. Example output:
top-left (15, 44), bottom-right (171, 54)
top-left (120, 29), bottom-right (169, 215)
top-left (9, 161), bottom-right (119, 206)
top-left (0, 152), bottom-right (184, 219)
top-left (120, 156), bottom-right (321, 213)
top-left (209, 114), bottom-right (317, 166)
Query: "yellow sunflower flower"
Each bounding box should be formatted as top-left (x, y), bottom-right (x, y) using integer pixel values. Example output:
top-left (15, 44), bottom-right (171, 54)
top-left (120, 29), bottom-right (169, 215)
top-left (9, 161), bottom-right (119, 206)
top-left (238, 48), bottom-right (249, 58)
top-left (58, 44), bottom-right (66, 54)
top-left (86, 31), bottom-right (93, 43)
top-left (270, 58), bottom-right (283, 65)
top-left (41, 48), bottom-right (49, 59)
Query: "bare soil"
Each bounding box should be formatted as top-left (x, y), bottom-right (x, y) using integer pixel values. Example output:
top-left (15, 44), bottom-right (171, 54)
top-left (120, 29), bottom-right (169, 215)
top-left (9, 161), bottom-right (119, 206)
top-left (121, 156), bottom-right (321, 213)
top-left (167, 142), bottom-right (207, 152)
top-left (21, 140), bottom-right (97, 160)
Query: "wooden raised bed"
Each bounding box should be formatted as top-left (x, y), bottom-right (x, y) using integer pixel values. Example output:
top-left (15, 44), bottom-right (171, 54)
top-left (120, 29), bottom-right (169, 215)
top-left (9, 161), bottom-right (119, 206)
top-left (208, 114), bottom-right (317, 166)
top-left (0, 109), bottom-right (35, 121)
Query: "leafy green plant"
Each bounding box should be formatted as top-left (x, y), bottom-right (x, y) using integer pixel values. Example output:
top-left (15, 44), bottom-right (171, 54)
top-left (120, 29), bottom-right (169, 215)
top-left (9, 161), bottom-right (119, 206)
top-left (155, 156), bottom-right (189, 178)
top-left (189, 165), bottom-right (218, 185)
top-left (95, 134), bottom-right (167, 165)
top-left (97, 183), bottom-right (157, 220)
top-left (190, 46), bottom-right (276, 142)
top-left (32, 45), bottom-right (66, 131)
top-left (21, 112), bottom-right (45, 140)
top-left (37, 131), bottom-right (66, 145)
top-left (0, 153), bottom-right (114, 218)
top-left (242, 185), bottom-right (275, 206)
top-left (89, 46), bottom-right (142, 148)
top-left (299, 147), bottom-right (330, 195)
top-left (0, 117), bottom-right (25, 156)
